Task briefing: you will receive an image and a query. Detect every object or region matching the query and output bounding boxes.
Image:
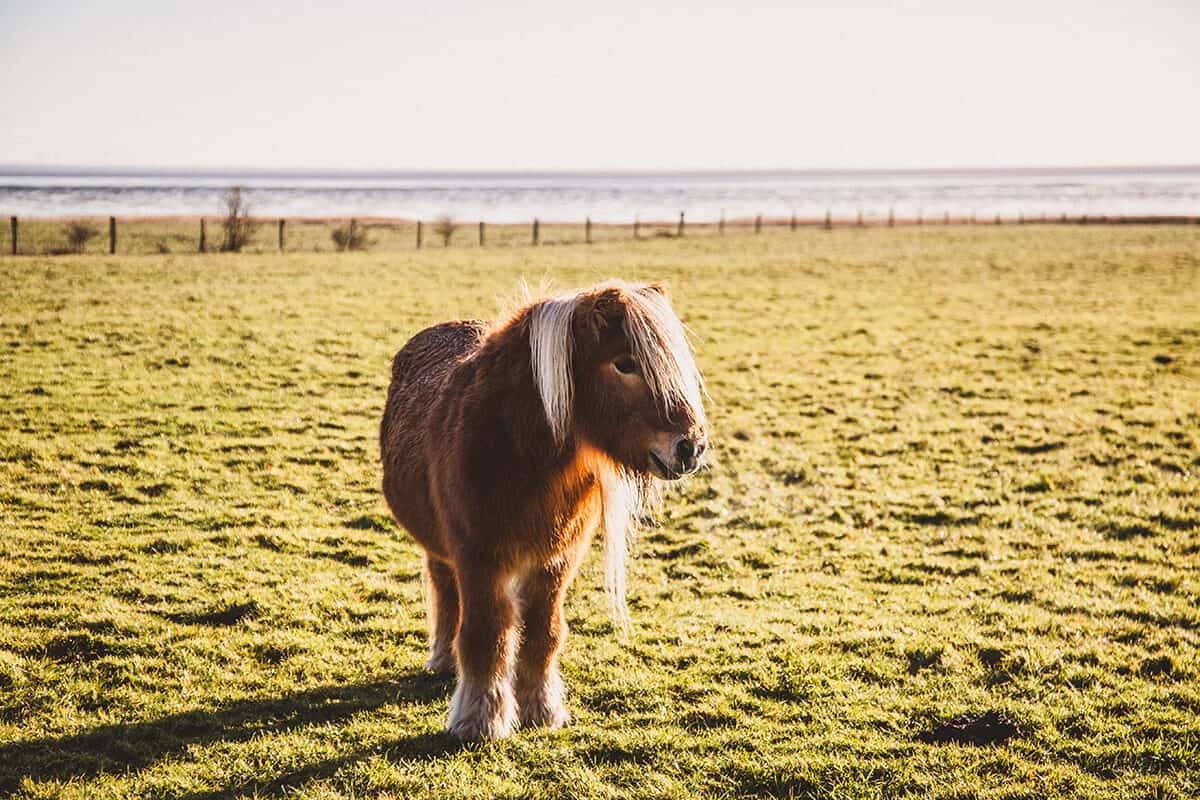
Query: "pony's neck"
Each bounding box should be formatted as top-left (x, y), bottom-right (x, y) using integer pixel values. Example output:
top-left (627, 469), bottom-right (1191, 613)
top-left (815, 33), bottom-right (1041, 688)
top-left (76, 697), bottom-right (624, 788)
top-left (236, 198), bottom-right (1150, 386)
top-left (474, 310), bottom-right (574, 468)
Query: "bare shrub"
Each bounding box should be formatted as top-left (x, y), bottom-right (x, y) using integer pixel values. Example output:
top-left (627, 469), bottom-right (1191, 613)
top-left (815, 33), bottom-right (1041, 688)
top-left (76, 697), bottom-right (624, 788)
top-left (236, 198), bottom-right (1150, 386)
top-left (434, 215), bottom-right (458, 247)
top-left (220, 187), bottom-right (260, 252)
top-left (331, 221), bottom-right (370, 251)
top-left (63, 221), bottom-right (99, 254)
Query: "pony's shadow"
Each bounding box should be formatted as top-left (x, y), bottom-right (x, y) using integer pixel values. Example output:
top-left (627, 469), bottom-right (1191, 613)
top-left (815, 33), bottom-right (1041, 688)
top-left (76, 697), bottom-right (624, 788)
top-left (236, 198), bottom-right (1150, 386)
top-left (0, 669), bottom-right (461, 795)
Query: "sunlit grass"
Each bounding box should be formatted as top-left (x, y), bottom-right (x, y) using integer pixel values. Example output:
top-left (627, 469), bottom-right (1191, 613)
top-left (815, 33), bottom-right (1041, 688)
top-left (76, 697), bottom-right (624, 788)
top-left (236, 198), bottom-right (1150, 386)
top-left (1, 225), bottom-right (1197, 799)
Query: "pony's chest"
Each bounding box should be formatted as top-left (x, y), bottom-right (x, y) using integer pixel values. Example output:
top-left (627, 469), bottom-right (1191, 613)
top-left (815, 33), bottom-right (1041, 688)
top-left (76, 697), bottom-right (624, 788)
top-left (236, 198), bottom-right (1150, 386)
top-left (522, 448), bottom-right (608, 556)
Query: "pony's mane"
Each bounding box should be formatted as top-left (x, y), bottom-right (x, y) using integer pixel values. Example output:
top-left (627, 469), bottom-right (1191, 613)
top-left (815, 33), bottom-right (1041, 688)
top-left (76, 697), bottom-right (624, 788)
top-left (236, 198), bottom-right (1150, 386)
top-left (527, 280), bottom-right (706, 446)
top-left (525, 280), bottom-right (705, 627)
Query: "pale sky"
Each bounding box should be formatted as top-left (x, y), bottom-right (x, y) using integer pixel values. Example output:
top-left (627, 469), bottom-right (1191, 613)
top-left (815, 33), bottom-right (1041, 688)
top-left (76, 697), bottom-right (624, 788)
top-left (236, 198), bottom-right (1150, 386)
top-left (2, 0), bottom-right (1197, 171)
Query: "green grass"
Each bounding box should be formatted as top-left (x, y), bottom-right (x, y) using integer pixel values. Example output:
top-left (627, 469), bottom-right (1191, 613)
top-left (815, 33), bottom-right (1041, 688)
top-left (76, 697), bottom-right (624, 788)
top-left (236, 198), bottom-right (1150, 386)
top-left (1, 226), bottom-right (1198, 799)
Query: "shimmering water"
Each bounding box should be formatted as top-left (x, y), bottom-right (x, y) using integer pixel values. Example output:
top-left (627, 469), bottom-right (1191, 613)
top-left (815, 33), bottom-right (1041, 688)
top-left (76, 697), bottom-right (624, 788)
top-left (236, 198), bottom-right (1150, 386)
top-left (2, 166), bottom-right (1197, 222)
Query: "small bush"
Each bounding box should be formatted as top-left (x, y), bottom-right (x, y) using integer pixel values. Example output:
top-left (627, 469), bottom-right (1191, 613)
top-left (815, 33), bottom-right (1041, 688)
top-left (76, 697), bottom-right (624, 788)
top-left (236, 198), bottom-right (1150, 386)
top-left (63, 221), bottom-right (99, 254)
top-left (434, 215), bottom-right (458, 247)
top-left (220, 187), bottom-right (260, 252)
top-left (331, 222), bottom-right (370, 251)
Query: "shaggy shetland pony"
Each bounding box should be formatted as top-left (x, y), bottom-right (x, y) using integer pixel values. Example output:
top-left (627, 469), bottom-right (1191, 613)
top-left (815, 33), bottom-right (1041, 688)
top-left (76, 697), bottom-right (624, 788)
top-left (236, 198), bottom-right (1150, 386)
top-left (380, 280), bottom-right (708, 740)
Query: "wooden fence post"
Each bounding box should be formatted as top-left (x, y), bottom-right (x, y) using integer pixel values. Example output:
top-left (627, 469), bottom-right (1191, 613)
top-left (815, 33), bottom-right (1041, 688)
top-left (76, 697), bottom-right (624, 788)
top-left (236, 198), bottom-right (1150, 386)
top-left (677, 211), bottom-right (685, 238)
top-left (718, 212), bottom-right (725, 235)
top-left (478, 221), bottom-right (485, 247)
top-left (824, 210), bottom-right (832, 230)
top-left (416, 220), bottom-right (423, 249)
top-left (755, 214), bottom-right (762, 234)
top-left (109, 216), bottom-right (116, 254)
top-left (278, 219), bottom-right (286, 251)
top-left (585, 217), bottom-right (592, 244)
top-left (790, 212), bottom-right (797, 232)
top-left (634, 217), bottom-right (640, 240)
top-left (917, 210), bottom-right (923, 226)
top-left (199, 219), bottom-right (206, 253)
top-left (350, 219), bottom-right (357, 245)
top-left (856, 210), bottom-right (863, 228)
top-left (888, 208), bottom-right (895, 227)
top-left (995, 214), bottom-right (1001, 225)
top-left (532, 218), bottom-right (539, 246)
top-left (9, 217), bottom-right (16, 256)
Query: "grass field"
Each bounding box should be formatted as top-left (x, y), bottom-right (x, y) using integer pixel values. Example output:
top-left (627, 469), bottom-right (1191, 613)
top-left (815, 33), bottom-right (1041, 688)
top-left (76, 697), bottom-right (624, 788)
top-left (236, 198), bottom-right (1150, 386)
top-left (1, 226), bottom-right (1198, 799)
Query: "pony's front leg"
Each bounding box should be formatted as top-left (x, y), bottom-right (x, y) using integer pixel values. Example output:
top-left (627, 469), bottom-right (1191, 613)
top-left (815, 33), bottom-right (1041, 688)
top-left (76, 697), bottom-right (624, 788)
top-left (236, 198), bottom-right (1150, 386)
top-left (447, 563), bottom-right (518, 740)
top-left (514, 554), bottom-right (580, 729)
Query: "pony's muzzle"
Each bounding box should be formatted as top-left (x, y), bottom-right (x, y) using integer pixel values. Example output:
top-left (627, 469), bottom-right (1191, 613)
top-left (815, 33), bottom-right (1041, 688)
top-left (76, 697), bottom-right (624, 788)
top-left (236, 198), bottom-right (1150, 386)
top-left (650, 434), bottom-right (707, 479)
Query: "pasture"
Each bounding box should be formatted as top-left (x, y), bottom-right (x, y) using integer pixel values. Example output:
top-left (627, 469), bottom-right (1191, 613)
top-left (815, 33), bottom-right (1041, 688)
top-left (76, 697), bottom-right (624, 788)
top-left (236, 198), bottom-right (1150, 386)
top-left (1, 225), bottom-right (1197, 799)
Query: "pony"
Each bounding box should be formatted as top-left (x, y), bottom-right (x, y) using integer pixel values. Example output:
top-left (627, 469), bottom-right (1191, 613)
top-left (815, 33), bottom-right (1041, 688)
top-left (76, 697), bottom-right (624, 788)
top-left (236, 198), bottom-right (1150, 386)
top-left (379, 279), bottom-right (708, 741)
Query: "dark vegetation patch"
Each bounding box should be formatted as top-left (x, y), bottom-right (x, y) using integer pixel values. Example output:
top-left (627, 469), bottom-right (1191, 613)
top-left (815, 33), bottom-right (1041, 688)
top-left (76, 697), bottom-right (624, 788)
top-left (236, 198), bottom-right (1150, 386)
top-left (582, 743), bottom-right (656, 766)
top-left (1100, 522), bottom-right (1156, 540)
top-left (343, 514), bottom-right (390, 532)
top-left (160, 600), bottom-right (262, 627)
top-left (140, 537), bottom-right (190, 555)
top-left (905, 646), bottom-right (944, 674)
top-left (1138, 655), bottom-right (1183, 680)
top-left (253, 643), bottom-right (298, 665)
top-left (35, 633), bottom-right (121, 664)
top-left (78, 479), bottom-right (118, 493)
top-left (1013, 441), bottom-right (1066, 454)
top-left (1154, 513), bottom-right (1198, 531)
top-left (899, 510), bottom-right (980, 527)
top-left (319, 549), bottom-right (372, 567)
top-left (917, 710), bottom-right (1022, 746)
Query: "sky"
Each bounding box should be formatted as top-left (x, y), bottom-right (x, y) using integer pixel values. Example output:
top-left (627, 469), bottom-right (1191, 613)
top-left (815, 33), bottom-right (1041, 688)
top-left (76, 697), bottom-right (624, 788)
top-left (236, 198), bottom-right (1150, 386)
top-left (1, 0), bottom-right (1197, 172)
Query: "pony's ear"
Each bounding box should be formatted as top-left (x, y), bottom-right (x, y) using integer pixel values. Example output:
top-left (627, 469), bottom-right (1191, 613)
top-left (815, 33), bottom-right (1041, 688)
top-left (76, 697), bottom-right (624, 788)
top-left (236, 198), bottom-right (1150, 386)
top-left (643, 281), bottom-right (668, 298)
top-left (575, 287), bottom-right (626, 340)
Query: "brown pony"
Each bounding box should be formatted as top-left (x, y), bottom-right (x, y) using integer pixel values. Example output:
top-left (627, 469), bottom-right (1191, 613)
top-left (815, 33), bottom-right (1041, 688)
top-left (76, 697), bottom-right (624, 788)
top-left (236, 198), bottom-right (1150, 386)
top-left (379, 280), bottom-right (708, 740)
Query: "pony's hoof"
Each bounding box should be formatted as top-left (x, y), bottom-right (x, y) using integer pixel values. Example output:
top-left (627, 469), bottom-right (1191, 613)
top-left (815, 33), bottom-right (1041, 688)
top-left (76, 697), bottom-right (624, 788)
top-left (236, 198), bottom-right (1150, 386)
top-left (517, 675), bottom-right (570, 729)
top-left (425, 652), bottom-right (456, 677)
top-left (447, 678), bottom-right (517, 741)
top-left (519, 701), bottom-right (570, 730)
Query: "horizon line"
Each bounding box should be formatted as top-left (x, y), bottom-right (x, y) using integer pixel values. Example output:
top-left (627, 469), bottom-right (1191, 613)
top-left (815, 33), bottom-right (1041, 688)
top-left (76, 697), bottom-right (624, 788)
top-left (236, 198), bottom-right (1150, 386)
top-left (3, 162), bottom-right (1199, 180)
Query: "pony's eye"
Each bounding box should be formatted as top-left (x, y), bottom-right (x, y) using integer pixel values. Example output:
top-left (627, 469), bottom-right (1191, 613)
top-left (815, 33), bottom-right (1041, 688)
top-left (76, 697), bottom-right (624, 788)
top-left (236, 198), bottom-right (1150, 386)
top-left (614, 355), bottom-right (638, 375)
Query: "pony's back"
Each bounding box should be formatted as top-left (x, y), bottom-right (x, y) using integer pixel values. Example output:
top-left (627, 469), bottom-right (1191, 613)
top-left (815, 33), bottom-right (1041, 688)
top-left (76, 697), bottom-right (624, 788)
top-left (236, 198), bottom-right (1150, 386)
top-left (382, 320), bottom-right (489, 432)
top-left (380, 319), bottom-right (489, 554)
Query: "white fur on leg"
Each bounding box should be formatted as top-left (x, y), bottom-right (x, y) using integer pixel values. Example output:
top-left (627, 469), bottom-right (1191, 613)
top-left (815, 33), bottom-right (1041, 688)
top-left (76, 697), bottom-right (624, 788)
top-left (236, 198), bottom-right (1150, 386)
top-left (517, 666), bottom-right (569, 729)
top-left (447, 671), bottom-right (517, 741)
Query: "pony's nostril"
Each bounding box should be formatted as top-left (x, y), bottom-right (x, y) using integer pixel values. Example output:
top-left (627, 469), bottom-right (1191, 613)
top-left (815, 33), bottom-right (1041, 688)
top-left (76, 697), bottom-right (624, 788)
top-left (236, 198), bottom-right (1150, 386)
top-left (675, 437), bottom-right (696, 463)
top-left (695, 438), bottom-right (708, 457)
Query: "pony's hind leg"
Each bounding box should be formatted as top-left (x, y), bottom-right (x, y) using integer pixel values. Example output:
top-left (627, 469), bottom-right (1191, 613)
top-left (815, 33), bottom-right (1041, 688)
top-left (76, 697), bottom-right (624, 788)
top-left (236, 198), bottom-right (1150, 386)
top-left (447, 564), bottom-right (518, 740)
top-left (423, 556), bottom-right (459, 676)
top-left (514, 553), bottom-right (581, 729)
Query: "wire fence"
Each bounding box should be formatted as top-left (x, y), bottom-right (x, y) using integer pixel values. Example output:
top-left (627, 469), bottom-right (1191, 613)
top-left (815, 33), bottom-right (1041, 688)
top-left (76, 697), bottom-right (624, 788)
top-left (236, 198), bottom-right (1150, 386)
top-left (4, 211), bottom-right (1199, 257)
